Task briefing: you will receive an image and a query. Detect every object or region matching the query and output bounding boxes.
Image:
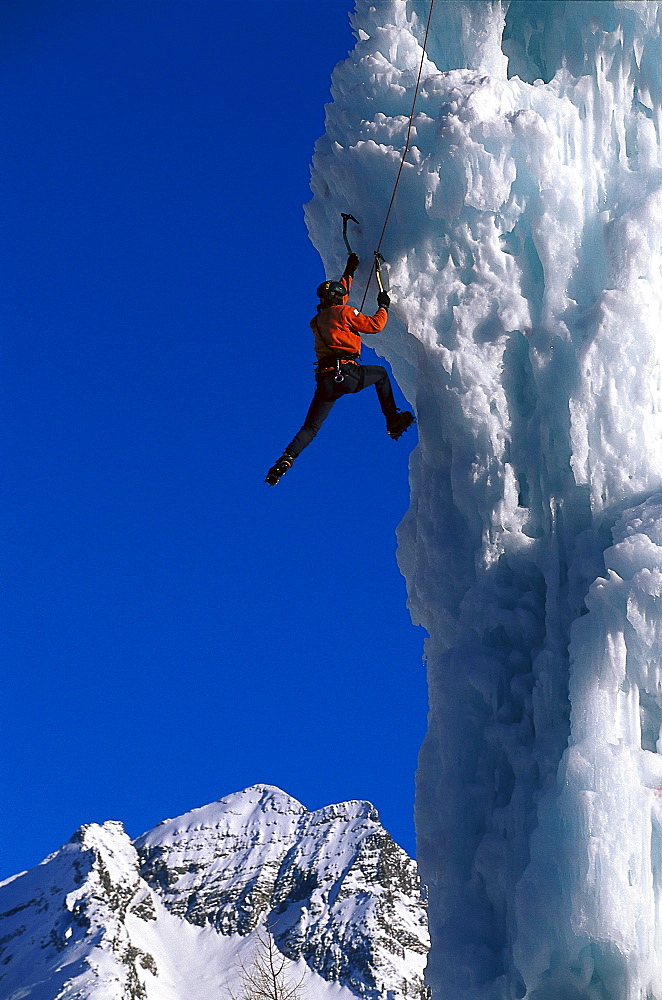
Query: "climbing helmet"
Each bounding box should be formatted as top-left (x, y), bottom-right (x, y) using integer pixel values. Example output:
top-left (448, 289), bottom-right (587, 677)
top-left (316, 280), bottom-right (346, 304)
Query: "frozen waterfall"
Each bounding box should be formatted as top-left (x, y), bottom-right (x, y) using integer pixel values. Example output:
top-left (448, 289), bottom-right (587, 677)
top-left (305, 2), bottom-right (662, 998)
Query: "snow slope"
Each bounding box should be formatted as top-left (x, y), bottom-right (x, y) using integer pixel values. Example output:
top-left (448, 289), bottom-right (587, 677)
top-left (0, 785), bottom-right (428, 1000)
top-left (305, 2), bottom-right (662, 997)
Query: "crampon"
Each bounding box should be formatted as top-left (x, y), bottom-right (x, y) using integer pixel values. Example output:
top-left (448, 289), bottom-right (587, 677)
top-left (265, 453), bottom-right (294, 486)
top-left (387, 411), bottom-right (416, 440)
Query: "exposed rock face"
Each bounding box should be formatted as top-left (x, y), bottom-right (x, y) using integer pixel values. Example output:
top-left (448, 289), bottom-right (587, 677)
top-left (0, 821), bottom-right (157, 1000)
top-left (0, 785), bottom-right (428, 1000)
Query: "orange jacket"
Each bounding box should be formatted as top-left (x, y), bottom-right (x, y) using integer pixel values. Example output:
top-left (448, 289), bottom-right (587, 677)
top-left (310, 274), bottom-right (388, 362)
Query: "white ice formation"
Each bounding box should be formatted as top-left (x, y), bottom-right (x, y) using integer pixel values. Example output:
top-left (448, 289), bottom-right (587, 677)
top-left (0, 785), bottom-right (428, 1000)
top-left (305, 2), bottom-right (662, 998)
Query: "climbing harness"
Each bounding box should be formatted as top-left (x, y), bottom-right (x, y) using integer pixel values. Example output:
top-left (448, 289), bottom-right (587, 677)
top-left (358, 0), bottom-right (436, 311)
top-left (315, 357), bottom-right (358, 383)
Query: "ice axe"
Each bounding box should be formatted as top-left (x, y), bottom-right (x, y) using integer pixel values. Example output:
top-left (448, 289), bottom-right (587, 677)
top-left (341, 213), bottom-right (360, 255)
top-left (373, 251), bottom-right (390, 293)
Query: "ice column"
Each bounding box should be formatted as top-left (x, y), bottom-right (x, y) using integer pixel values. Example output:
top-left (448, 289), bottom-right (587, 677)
top-left (306, 2), bottom-right (662, 998)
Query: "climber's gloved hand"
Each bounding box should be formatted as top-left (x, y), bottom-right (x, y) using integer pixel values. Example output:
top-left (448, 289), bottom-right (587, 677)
top-left (377, 290), bottom-right (391, 310)
top-left (345, 253), bottom-right (360, 276)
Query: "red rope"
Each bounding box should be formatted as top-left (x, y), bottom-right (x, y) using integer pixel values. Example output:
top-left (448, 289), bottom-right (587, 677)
top-left (359, 0), bottom-right (436, 311)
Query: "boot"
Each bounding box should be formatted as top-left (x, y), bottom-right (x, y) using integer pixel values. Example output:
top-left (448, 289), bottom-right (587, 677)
top-left (265, 452), bottom-right (295, 486)
top-left (387, 411), bottom-right (416, 440)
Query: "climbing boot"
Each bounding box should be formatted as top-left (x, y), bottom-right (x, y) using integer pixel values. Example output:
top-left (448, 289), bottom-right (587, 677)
top-left (387, 411), bottom-right (416, 440)
top-left (265, 452), bottom-right (294, 486)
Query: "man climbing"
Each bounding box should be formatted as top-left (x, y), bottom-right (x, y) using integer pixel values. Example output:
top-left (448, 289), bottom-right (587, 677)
top-left (265, 253), bottom-right (415, 485)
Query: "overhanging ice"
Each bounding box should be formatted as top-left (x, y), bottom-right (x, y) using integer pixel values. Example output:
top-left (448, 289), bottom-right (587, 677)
top-left (306, 2), bottom-right (662, 997)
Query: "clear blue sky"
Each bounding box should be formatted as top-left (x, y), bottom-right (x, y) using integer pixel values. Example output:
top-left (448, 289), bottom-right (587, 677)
top-left (1, 0), bottom-right (427, 879)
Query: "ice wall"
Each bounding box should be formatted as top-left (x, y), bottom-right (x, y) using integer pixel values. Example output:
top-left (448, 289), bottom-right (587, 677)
top-left (305, 2), bottom-right (662, 998)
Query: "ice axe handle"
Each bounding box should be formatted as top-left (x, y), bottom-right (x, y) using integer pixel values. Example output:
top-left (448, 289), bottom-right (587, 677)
top-left (341, 213), bottom-right (360, 255)
top-left (374, 251), bottom-right (389, 293)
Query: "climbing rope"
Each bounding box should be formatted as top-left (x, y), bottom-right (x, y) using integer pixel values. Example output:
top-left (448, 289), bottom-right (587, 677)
top-left (359, 0), bottom-right (436, 310)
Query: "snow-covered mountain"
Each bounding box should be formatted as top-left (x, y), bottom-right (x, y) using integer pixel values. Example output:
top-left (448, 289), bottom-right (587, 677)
top-left (0, 785), bottom-right (428, 1000)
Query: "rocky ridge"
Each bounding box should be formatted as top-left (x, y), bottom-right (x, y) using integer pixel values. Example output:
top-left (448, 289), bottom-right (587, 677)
top-left (0, 785), bottom-right (428, 1000)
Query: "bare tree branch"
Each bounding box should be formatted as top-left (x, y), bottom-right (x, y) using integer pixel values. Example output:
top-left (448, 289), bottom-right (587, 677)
top-left (224, 925), bottom-right (307, 1000)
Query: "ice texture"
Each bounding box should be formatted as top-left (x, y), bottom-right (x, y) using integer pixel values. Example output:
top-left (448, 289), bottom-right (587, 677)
top-left (305, 2), bottom-right (662, 997)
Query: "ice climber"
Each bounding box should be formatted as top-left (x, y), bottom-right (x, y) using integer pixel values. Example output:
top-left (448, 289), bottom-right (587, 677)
top-left (265, 253), bottom-right (415, 486)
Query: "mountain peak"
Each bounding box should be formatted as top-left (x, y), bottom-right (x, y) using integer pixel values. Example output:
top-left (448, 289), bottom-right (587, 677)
top-left (134, 786), bottom-right (427, 998)
top-left (0, 787), bottom-right (428, 1000)
top-left (135, 783), bottom-right (306, 850)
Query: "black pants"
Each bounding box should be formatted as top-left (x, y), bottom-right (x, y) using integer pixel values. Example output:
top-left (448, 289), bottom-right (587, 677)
top-left (286, 364), bottom-right (399, 458)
